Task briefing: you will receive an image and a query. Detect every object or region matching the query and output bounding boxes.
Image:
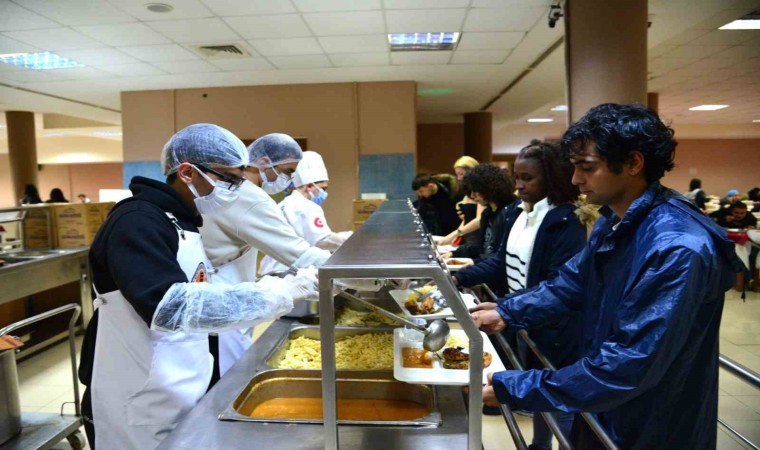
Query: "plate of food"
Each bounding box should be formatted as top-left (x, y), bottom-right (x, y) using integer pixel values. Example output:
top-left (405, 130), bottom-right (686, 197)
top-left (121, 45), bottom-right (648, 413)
top-left (445, 257), bottom-right (473, 271)
top-left (389, 287), bottom-right (477, 319)
top-left (393, 328), bottom-right (506, 385)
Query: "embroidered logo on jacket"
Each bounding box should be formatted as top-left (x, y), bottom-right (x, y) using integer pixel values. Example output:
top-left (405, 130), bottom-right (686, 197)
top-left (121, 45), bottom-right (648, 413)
top-left (192, 263), bottom-right (208, 283)
top-left (314, 217), bottom-right (324, 228)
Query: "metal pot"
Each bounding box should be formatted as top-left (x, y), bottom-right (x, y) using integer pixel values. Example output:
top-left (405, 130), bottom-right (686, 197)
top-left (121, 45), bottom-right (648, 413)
top-left (0, 349), bottom-right (21, 444)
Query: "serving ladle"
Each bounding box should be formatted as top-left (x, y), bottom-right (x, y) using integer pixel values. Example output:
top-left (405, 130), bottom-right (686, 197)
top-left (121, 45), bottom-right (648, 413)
top-left (336, 289), bottom-right (450, 352)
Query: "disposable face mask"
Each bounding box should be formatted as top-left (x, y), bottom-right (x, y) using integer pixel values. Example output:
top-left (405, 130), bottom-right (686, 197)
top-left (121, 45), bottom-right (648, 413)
top-left (187, 165), bottom-right (241, 214)
top-left (259, 167), bottom-right (291, 194)
top-left (309, 185), bottom-right (328, 206)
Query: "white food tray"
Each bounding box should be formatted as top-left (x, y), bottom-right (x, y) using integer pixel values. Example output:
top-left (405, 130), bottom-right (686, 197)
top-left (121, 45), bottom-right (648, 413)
top-left (393, 328), bottom-right (506, 385)
top-left (445, 257), bottom-right (473, 271)
top-left (389, 289), bottom-right (477, 320)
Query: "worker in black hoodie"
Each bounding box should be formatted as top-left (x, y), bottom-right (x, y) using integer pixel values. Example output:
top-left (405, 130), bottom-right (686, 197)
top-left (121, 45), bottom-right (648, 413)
top-left (78, 124), bottom-right (318, 450)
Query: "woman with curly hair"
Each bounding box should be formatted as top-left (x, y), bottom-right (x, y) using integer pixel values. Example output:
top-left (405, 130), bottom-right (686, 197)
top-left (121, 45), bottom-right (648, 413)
top-left (448, 164), bottom-right (515, 271)
top-left (437, 156), bottom-right (485, 246)
top-left (454, 140), bottom-right (588, 447)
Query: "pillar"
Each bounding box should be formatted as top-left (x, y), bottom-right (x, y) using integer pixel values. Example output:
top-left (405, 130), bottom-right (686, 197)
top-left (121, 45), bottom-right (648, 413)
top-left (5, 111), bottom-right (38, 204)
top-left (463, 112), bottom-right (492, 163)
top-left (565, 0), bottom-right (648, 122)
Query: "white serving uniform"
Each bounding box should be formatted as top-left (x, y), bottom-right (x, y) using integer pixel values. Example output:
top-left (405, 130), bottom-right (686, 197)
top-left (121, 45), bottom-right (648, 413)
top-left (201, 180), bottom-right (330, 374)
top-left (90, 214), bottom-right (212, 450)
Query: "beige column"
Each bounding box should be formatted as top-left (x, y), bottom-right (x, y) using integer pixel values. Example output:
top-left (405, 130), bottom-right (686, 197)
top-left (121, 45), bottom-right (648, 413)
top-left (647, 92), bottom-right (659, 112)
top-left (463, 112), bottom-right (492, 163)
top-left (5, 111), bottom-right (38, 204)
top-left (565, 0), bottom-right (648, 122)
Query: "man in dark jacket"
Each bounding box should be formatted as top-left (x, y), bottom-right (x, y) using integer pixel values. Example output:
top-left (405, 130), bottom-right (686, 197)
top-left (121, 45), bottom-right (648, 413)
top-left (472, 104), bottom-right (744, 449)
top-left (412, 173), bottom-right (460, 236)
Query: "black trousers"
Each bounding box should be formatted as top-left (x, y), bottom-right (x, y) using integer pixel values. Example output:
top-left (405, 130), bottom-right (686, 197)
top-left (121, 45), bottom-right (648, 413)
top-left (81, 387), bottom-right (95, 449)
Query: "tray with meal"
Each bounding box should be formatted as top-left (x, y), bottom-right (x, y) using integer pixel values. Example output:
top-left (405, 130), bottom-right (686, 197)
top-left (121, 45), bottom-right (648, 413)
top-left (389, 287), bottom-right (477, 320)
top-left (393, 328), bottom-right (506, 385)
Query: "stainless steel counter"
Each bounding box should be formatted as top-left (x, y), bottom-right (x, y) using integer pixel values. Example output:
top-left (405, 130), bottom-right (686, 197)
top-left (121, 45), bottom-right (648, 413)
top-left (159, 319), bottom-right (470, 450)
top-left (0, 248), bottom-right (93, 338)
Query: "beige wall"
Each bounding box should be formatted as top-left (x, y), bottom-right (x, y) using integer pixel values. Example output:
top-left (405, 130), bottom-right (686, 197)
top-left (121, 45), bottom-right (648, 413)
top-left (416, 123), bottom-right (464, 175)
top-left (663, 139), bottom-right (760, 197)
top-left (493, 123), bottom-right (565, 154)
top-left (0, 155), bottom-right (14, 207)
top-left (121, 81), bottom-right (416, 230)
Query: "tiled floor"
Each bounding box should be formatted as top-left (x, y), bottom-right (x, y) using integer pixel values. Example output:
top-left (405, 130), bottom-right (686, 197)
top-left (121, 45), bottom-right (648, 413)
top-left (12, 289), bottom-right (760, 449)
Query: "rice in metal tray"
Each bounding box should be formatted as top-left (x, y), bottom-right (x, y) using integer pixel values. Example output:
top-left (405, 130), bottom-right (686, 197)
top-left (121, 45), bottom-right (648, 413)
top-left (277, 333), bottom-right (393, 370)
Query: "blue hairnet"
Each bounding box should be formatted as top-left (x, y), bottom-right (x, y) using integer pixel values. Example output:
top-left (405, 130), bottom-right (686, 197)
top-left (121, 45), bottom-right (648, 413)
top-left (161, 123), bottom-right (248, 176)
top-left (248, 133), bottom-right (303, 169)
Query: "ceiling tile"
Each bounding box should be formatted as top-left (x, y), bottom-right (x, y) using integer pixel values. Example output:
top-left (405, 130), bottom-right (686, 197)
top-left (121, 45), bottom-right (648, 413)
top-left (120, 44), bottom-right (199, 62)
top-left (224, 15), bottom-right (311, 39)
top-left (3, 28), bottom-right (103, 51)
top-left (153, 60), bottom-right (220, 74)
top-left (648, 44), bottom-right (676, 58)
top-left (666, 29), bottom-right (710, 46)
top-left (318, 35), bottom-right (387, 54)
top-left (147, 18), bottom-right (240, 43)
top-left (293, 0), bottom-right (380, 12)
top-left (688, 30), bottom-right (757, 46)
top-left (473, 0), bottom-right (553, 6)
top-left (328, 52), bottom-right (388, 67)
top-left (385, 9), bottom-right (466, 34)
top-left (0, 69), bottom-right (69, 83)
top-left (463, 8), bottom-right (545, 32)
top-left (391, 51), bottom-right (452, 65)
top-left (97, 63), bottom-right (168, 77)
top-left (662, 45), bottom-right (728, 61)
top-left (57, 48), bottom-right (140, 66)
top-left (457, 32), bottom-right (524, 50)
top-left (0, 2), bottom-right (59, 31)
top-left (451, 50), bottom-right (509, 64)
top-left (211, 58), bottom-right (274, 71)
top-left (268, 54), bottom-right (332, 69)
top-left (200, 0), bottom-right (295, 16)
top-left (303, 11), bottom-right (385, 36)
top-left (0, 35), bottom-right (40, 54)
top-left (384, 0), bottom-right (470, 9)
top-left (75, 23), bottom-right (171, 46)
top-left (109, 0), bottom-right (214, 20)
top-left (44, 67), bottom-right (111, 80)
top-left (19, 0), bottom-right (135, 26)
top-left (249, 38), bottom-right (323, 56)
top-left (713, 45), bottom-right (760, 60)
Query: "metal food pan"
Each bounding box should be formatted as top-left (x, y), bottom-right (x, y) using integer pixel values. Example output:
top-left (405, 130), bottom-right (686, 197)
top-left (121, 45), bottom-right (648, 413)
top-left (297, 288), bottom-right (404, 326)
top-left (218, 369), bottom-right (440, 426)
top-left (265, 325), bottom-right (394, 369)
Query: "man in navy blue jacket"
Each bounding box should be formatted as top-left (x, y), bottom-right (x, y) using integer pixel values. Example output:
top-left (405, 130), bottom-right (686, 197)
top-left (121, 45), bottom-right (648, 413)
top-left (472, 104), bottom-right (744, 449)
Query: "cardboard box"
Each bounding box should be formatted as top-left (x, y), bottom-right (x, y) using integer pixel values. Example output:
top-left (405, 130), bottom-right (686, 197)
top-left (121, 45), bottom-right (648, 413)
top-left (352, 199), bottom-right (385, 222)
top-left (23, 206), bottom-right (53, 249)
top-left (52, 203), bottom-right (111, 248)
top-left (353, 221), bottom-right (365, 232)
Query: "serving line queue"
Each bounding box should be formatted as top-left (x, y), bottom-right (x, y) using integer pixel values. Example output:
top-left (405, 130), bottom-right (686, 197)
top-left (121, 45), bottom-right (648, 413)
top-left (66, 102), bottom-right (748, 450)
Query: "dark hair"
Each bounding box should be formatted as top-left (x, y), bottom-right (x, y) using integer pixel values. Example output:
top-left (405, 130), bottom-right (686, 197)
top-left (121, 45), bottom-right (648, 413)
top-left (689, 178), bottom-right (702, 191)
top-left (412, 174), bottom-right (434, 191)
top-left (749, 187), bottom-right (760, 201)
top-left (48, 188), bottom-right (68, 203)
top-left (562, 103), bottom-right (677, 183)
top-left (730, 201), bottom-right (748, 211)
top-left (22, 184), bottom-right (42, 204)
top-left (517, 139), bottom-right (579, 205)
top-left (166, 173), bottom-right (178, 185)
top-left (462, 164), bottom-right (516, 209)
top-left (459, 177), bottom-right (472, 198)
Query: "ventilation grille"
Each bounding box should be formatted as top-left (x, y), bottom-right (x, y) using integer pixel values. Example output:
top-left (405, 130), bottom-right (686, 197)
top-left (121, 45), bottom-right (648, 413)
top-left (190, 44), bottom-right (251, 60)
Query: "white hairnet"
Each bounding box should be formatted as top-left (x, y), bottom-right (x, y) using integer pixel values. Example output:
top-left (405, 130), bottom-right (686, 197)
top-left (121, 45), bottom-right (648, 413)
top-left (293, 151), bottom-right (329, 187)
top-left (248, 133), bottom-right (303, 169)
top-left (151, 281), bottom-right (292, 333)
top-left (161, 123), bottom-right (248, 176)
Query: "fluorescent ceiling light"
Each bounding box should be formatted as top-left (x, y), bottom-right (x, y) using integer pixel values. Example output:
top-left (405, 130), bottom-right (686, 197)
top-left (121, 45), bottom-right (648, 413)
top-left (688, 104), bottom-right (729, 111)
top-left (92, 131), bottom-right (122, 137)
top-left (551, 105), bottom-right (567, 111)
top-left (753, 119), bottom-right (760, 123)
top-left (389, 33), bottom-right (459, 51)
top-left (43, 132), bottom-right (65, 137)
top-left (528, 118), bottom-right (553, 123)
top-left (0, 52), bottom-right (84, 70)
top-left (720, 10), bottom-right (760, 29)
top-left (418, 87), bottom-right (454, 97)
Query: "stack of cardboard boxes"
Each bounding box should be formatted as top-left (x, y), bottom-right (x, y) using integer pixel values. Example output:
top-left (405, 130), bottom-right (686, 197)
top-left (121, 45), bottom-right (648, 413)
top-left (23, 203), bottom-right (116, 249)
top-left (351, 199), bottom-right (385, 231)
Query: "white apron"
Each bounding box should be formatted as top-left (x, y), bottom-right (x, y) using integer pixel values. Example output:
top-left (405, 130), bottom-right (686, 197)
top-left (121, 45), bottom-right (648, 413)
top-left (211, 247), bottom-right (258, 375)
top-left (90, 214), bottom-right (213, 450)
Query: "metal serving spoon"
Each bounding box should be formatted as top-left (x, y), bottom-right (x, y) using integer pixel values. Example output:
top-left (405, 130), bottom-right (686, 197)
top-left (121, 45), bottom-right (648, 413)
top-left (336, 290), bottom-right (450, 352)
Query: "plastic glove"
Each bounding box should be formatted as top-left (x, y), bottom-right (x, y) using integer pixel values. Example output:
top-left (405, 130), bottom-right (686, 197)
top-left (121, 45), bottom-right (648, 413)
top-left (152, 281), bottom-right (292, 333)
top-left (283, 268), bottom-right (319, 304)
